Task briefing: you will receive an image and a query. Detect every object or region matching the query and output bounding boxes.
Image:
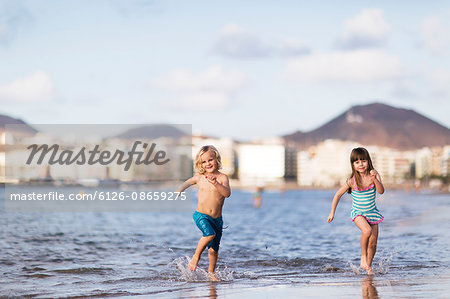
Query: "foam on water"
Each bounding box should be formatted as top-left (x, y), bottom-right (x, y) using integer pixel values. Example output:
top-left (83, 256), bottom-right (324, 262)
top-left (322, 264), bottom-right (340, 272)
top-left (347, 250), bottom-right (395, 275)
top-left (240, 271), bottom-right (259, 279)
top-left (348, 261), bottom-right (363, 275)
top-left (170, 256), bottom-right (234, 282)
top-left (376, 249), bottom-right (395, 274)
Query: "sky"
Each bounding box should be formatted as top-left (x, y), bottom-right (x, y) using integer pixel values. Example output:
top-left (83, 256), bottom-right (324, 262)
top-left (1, 0), bottom-right (450, 141)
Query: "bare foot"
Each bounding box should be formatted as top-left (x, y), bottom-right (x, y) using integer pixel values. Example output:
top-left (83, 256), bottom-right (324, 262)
top-left (367, 268), bottom-right (375, 275)
top-left (208, 272), bottom-right (220, 282)
top-left (360, 258), bottom-right (369, 270)
top-left (188, 256), bottom-right (199, 271)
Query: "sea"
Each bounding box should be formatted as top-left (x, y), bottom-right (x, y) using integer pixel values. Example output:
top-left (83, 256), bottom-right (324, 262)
top-left (1, 187), bottom-right (450, 298)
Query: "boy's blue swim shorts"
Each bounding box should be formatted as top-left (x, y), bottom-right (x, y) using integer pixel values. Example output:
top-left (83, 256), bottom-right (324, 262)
top-left (193, 211), bottom-right (223, 252)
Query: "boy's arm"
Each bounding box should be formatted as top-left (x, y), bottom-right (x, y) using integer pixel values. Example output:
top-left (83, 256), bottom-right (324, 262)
top-left (177, 175), bottom-right (198, 193)
top-left (327, 181), bottom-right (349, 223)
top-left (206, 174), bottom-right (231, 198)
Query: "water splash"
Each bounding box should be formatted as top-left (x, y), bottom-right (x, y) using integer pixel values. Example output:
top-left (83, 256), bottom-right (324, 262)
top-left (215, 265), bottom-right (234, 281)
top-left (169, 256), bottom-right (234, 282)
top-left (376, 249), bottom-right (395, 274)
top-left (348, 261), bottom-right (363, 275)
top-left (323, 264), bottom-right (340, 272)
top-left (347, 249), bottom-right (396, 275)
top-left (240, 271), bottom-right (259, 279)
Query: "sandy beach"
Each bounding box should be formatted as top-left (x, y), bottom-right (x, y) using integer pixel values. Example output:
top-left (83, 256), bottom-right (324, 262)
top-left (129, 273), bottom-right (450, 298)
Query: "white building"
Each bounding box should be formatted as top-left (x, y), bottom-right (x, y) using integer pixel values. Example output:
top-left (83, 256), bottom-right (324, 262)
top-left (415, 147), bottom-right (433, 179)
top-left (297, 140), bottom-right (419, 187)
top-left (370, 146), bottom-right (415, 184)
top-left (297, 140), bottom-right (357, 187)
top-left (442, 146), bottom-right (450, 176)
top-left (238, 140), bottom-right (285, 186)
top-left (297, 151), bottom-right (313, 186)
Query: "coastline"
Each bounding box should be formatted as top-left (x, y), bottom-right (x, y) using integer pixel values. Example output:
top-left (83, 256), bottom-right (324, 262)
top-left (128, 272), bottom-right (450, 298)
top-left (1, 180), bottom-right (448, 194)
top-left (228, 179), bottom-right (450, 194)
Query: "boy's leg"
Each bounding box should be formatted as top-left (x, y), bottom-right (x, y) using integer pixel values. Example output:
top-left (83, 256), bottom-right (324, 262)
top-left (208, 248), bottom-right (219, 281)
top-left (189, 235), bottom-right (215, 271)
top-left (353, 216), bottom-right (373, 270)
top-left (366, 224), bottom-right (379, 274)
top-left (207, 228), bottom-right (222, 281)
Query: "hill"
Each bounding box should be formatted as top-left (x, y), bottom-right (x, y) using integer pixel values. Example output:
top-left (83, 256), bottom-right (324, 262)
top-left (0, 114), bottom-right (38, 135)
top-left (284, 103), bottom-right (450, 150)
top-left (115, 124), bottom-right (188, 140)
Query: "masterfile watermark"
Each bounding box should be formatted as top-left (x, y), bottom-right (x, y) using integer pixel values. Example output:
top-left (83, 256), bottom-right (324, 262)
top-left (8, 190), bottom-right (187, 201)
top-left (26, 141), bottom-right (170, 171)
top-left (4, 124), bottom-right (193, 212)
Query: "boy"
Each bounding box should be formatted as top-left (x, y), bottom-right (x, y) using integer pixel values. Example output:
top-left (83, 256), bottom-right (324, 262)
top-left (177, 145), bottom-right (231, 281)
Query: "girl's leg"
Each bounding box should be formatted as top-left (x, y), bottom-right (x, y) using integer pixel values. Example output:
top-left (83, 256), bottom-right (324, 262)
top-left (188, 235), bottom-right (215, 271)
top-left (208, 248), bottom-right (219, 281)
top-left (353, 216), bottom-right (373, 270)
top-left (366, 224), bottom-right (379, 274)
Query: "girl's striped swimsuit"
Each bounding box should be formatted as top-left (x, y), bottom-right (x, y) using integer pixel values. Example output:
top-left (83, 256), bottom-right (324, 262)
top-left (350, 181), bottom-right (384, 224)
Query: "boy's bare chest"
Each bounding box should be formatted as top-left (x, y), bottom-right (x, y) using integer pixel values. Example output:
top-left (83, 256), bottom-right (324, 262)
top-left (198, 182), bottom-right (217, 192)
top-left (197, 176), bottom-right (220, 190)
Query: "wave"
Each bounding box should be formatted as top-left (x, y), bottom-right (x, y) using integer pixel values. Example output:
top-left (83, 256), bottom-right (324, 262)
top-left (169, 256), bottom-right (234, 282)
top-left (236, 256), bottom-right (342, 271)
top-left (52, 267), bottom-right (114, 275)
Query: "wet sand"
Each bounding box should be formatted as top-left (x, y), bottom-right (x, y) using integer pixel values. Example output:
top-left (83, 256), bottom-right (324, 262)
top-left (133, 272), bottom-right (450, 298)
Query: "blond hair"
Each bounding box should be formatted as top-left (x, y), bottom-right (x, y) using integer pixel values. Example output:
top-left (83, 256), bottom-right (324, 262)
top-left (194, 145), bottom-right (222, 174)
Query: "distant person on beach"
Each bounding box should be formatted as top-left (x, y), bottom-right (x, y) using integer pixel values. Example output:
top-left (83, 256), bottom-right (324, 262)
top-left (414, 179), bottom-right (421, 193)
top-left (327, 147), bottom-right (385, 275)
top-left (177, 145), bottom-right (231, 281)
top-left (253, 186), bottom-right (263, 208)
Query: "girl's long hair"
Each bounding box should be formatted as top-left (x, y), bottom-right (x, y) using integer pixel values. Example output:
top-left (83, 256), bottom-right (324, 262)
top-left (347, 147), bottom-right (374, 193)
top-left (194, 145), bottom-right (222, 174)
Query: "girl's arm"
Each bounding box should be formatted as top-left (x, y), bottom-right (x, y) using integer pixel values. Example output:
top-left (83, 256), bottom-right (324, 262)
top-left (370, 170), bottom-right (385, 194)
top-left (206, 174), bottom-right (231, 198)
top-left (327, 181), bottom-right (350, 223)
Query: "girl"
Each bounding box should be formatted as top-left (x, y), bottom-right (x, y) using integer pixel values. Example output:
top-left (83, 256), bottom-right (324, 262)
top-left (327, 147), bottom-right (385, 275)
top-left (177, 145), bottom-right (231, 281)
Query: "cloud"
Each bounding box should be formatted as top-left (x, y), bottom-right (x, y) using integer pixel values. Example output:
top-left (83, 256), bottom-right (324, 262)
top-left (428, 69), bottom-right (450, 98)
top-left (278, 38), bottom-right (311, 57)
top-left (152, 66), bottom-right (248, 110)
top-left (336, 9), bottom-right (390, 50)
top-left (110, 0), bottom-right (161, 18)
top-left (283, 49), bottom-right (407, 83)
top-left (389, 68), bottom-right (450, 101)
top-left (0, 1), bottom-right (32, 45)
top-left (420, 16), bottom-right (450, 55)
top-left (389, 81), bottom-right (421, 100)
top-left (212, 24), bottom-right (310, 59)
top-left (0, 71), bottom-right (55, 102)
top-left (173, 92), bottom-right (230, 110)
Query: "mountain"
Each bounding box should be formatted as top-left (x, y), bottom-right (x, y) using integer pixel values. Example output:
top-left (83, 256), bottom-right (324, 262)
top-left (284, 103), bottom-right (450, 150)
top-left (115, 124), bottom-right (189, 140)
top-left (0, 114), bottom-right (38, 135)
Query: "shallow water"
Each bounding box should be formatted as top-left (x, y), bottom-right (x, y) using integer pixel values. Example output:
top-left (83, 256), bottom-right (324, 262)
top-left (1, 188), bottom-right (449, 298)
